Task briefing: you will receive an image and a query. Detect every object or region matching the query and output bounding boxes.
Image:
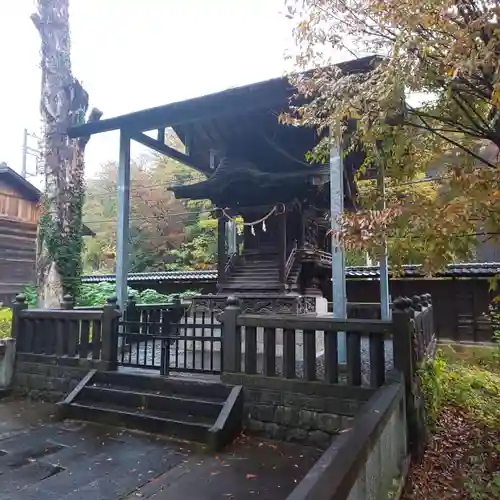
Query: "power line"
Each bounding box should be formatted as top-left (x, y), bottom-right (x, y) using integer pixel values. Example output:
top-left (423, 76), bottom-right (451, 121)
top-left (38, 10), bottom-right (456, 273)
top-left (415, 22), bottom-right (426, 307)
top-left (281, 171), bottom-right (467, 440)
top-left (84, 208), bottom-right (215, 225)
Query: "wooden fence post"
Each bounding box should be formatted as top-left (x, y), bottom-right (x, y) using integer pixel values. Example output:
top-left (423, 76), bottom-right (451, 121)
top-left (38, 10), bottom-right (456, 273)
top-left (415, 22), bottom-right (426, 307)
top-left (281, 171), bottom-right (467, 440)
top-left (60, 294), bottom-right (74, 310)
top-left (125, 295), bottom-right (139, 334)
top-left (392, 297), bottom-right (414, 395)
top-left (220, 296), bottom-right (241, 373)
top-left (101, 296), bottom-right (120, 370)
top-left (392, 296), bottom-right (427, 459)
top-left (11, 294), bottom-right (28, 340)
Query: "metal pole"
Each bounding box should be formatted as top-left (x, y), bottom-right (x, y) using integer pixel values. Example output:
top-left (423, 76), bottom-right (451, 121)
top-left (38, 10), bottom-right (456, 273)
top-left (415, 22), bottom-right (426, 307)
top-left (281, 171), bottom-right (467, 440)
top-left (116, 130), bottom-right (131, 311)
top-left (21, 129), bottom-right (28, 178)
top-left (377, 156), bottom-right (391, 320)
top-left (330, 126), bottom-right (347, 363)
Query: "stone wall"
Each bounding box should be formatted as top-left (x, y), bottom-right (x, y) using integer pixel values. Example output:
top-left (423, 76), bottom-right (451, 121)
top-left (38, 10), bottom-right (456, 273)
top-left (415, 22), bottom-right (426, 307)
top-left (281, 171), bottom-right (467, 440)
top-left (223, 374), bottom-right (374, 449)
top-left (12, 354), bottom-right (100, 402)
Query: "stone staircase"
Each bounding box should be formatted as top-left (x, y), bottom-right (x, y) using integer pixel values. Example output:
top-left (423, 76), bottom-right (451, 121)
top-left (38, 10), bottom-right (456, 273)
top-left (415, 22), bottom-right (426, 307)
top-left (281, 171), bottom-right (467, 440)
top-left (57, 370), bottom-right (242, 451)
top-left (220, 246), bottom-right (300, 294)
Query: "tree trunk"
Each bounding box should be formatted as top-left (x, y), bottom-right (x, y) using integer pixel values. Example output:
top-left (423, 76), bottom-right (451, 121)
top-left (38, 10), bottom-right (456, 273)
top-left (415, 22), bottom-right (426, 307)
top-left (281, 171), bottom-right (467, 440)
top-left (32, 0), bottom-right (101, 308)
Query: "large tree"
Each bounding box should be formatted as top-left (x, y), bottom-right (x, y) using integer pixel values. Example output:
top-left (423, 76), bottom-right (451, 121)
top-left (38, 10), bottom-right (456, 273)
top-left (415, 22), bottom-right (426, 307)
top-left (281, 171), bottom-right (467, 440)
top-left (285, 0), bottom-right (500, 271)
top-left (83, 155), bottom-right (214, 273)
top-left (32, 0), bottom-right (101, 306)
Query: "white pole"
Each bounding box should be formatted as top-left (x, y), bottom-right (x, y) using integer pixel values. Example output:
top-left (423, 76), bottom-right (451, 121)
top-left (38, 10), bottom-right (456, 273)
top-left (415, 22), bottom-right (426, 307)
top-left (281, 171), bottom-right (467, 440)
top-left (116, 131), bottom-right (131, 311)
top-left (377, 157), bottom-right (390, 320)
top-left (330, 126), bottom-right (347, 363)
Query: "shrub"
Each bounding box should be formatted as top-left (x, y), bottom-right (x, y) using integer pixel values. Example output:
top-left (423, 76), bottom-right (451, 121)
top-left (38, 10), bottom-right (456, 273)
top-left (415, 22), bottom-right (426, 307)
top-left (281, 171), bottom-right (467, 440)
top-left (0, 308), bottom-right (12, 339)
top-left (21, 282), bottom-right (199, 308)
top-left (419, 354), bottom-right (446, 428)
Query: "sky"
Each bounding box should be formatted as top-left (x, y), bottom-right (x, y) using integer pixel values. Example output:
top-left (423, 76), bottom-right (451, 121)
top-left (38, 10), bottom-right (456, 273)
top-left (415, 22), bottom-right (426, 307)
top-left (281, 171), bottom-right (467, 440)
top-left (0, 0), bottom-right (295, 183)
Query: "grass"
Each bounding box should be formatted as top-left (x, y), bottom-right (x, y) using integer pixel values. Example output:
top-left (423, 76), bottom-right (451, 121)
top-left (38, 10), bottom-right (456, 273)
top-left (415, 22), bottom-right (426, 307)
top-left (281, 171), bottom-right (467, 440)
top-left (403, 344), bottom-right (500, 500)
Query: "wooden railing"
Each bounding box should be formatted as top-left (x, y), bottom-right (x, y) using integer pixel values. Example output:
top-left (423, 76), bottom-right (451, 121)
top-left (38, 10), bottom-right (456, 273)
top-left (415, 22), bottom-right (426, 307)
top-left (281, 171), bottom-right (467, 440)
top-left (11, 294), bottom-right (120, 370)
top-left (219, 295), bottom-right (435, 390)
top-left (220, 298), bottom-right (392, 388)
top-left (122, 297), bottom-right (186, 335)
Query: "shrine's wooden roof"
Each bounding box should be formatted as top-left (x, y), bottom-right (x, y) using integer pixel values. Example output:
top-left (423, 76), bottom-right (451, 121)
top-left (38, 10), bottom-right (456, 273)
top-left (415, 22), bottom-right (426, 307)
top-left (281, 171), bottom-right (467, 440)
top-left (67, 56), bottom-right (377, 178)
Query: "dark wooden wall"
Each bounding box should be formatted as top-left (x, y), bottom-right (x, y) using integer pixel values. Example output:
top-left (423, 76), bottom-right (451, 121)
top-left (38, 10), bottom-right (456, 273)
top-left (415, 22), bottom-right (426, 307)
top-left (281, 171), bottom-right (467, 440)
top-left (0, 218), bottom-right (36, 304)
top-left (346, 278), bottom-right (493, 343)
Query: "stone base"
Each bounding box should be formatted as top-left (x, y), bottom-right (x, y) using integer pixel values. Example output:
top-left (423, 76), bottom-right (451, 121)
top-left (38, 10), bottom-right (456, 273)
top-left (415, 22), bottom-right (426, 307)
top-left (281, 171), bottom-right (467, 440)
top-left (191, 294), bottom-right (319, 315)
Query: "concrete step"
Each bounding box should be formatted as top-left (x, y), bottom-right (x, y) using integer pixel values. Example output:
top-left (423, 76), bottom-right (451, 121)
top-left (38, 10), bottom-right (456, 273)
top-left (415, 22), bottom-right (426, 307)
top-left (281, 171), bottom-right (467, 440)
top-left (92, 371), bottom-right (230, 401)
top-left (64, 401), bottom-right (212, 443)
top-left (79, 386), bottom-right (224, 420)
top-left (226, 276), bottom-right (280, 282)
top-left (221, 283), bottom-right (283, 291)
top-left (58, 370), bottom-right (244, 450)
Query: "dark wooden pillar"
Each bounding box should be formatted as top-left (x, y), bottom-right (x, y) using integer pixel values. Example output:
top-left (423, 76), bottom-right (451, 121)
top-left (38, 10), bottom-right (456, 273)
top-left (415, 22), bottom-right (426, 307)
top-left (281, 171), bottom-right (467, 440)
top-left (218, 212), bottom-right (226, 284)
top-left (278, 210), bottom-right (287, 289)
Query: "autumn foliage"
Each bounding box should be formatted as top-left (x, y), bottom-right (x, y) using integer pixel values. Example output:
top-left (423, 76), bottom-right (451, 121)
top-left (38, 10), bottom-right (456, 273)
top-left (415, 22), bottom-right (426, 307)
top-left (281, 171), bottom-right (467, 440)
top-left (286, 0), bottom-right (500, 271)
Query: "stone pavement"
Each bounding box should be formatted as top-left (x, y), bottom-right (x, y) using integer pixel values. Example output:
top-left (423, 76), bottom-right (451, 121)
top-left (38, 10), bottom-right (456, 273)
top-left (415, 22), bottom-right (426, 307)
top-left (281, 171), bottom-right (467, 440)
top-left (0, 398), bottom-right (322, 499)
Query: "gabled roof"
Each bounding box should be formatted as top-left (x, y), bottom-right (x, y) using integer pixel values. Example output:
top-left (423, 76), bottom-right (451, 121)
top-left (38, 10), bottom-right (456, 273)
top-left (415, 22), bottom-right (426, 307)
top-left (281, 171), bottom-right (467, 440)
top-left (0, 163), bottom-right (41, 202)
top-left (0, 163), bottom-right (95, 236)
top-left (67, 56), bottom-right (377, 141)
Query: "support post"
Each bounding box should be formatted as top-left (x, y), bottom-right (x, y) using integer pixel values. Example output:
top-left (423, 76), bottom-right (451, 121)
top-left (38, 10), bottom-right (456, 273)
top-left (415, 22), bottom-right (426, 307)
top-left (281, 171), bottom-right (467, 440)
top-left (116, 130), bottom-right (131, 311)
top-left (377, 158), bottom-right (390, 320)
top-left (330, 126), bottom-right (347, 363)
top-left (101, 296), bottom-right (120, 371)
top-left (11, 294), bottom-right (28, 340)
top-left (218, 211), bottom-right (226, 284)
top-left (220, 297), bottom-right (241, 374)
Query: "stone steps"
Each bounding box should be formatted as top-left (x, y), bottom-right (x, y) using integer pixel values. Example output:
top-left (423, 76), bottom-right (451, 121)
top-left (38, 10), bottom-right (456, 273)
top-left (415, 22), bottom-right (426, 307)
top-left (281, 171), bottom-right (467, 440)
top-left (57, 370), bottom-right (243, 451)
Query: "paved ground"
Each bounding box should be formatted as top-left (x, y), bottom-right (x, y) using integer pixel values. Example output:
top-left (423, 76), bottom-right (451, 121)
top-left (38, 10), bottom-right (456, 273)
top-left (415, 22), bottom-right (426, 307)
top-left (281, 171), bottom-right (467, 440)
top-left (0, 398), bottom-right (322, 500)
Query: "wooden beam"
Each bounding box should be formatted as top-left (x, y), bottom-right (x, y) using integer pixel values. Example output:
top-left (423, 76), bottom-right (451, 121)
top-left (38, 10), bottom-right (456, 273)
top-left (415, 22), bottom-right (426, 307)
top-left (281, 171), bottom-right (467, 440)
top-left (131, 133), bottom-right (207, 174)
top-left (67, 78), bottom-right (293, 138)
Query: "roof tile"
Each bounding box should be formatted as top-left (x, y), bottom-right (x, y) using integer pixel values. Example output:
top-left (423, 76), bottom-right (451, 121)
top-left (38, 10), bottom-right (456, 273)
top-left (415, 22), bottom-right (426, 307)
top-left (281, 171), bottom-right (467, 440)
top-left (81, 262), bottom-right (500, 284)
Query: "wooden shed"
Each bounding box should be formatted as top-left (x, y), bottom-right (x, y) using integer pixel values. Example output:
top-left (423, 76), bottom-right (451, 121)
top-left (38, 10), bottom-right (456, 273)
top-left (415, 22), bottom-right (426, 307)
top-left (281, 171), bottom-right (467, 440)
top-left (0, 163), bottom-right (93, 304)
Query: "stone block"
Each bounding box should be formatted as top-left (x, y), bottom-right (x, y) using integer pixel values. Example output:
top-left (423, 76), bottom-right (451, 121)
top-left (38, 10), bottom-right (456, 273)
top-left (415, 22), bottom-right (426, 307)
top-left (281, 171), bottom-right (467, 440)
top-left (298, 409), bottom-right (316, 430)
top-left (264, 423), bottom-right (286, 441)
top-left (286, 428), bottom-right (308, 443)
top-left (259, 389), bottom-right (282, 405)
top-left (274, 405), bottom-right (298, 427)
top-left (317, 413), bottom-right (342, 434)
top-left (341, 415), bottom-right (355, 430)
top-left (307, 430), bottom-right (332, 449)
top-left (247, 419), bottom-right (265, 433)
top-left (244, 389), bottom-right (261, 403)
top-left (251, 404), bottom-right (275, 423)
top-left (13, 372), bottom-right (28, 387)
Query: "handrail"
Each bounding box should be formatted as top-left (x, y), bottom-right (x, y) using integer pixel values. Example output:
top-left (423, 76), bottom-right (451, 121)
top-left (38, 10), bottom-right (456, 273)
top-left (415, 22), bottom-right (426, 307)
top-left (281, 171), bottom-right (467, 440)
top-left (285, 243), bottom-right (298, 278)
top-left (236, 313), bottom-right (392, 334)
top-left (225, 252), bottom-right (239, 274)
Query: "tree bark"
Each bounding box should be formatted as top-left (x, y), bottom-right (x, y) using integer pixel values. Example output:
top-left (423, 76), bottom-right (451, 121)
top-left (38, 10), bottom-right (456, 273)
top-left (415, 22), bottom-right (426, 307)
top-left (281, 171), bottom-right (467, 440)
top-left (32, 0), bottom-right (101, 307)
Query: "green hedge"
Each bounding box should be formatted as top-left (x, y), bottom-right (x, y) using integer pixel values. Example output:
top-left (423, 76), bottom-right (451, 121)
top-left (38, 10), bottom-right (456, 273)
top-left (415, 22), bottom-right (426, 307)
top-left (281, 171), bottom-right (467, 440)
top-left (22, 282), bottom-right (199, 308)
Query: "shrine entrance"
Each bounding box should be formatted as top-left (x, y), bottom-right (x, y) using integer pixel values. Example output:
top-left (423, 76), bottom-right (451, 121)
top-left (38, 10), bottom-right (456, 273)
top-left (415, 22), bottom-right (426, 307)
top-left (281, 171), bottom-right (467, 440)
top-left (115, 304), bottom-right (222, 376)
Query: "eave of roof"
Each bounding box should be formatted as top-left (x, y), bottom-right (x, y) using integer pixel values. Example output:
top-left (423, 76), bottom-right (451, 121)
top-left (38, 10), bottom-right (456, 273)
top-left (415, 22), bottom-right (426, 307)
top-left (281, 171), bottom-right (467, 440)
top-left (0, 164), bottom-right (41, 202)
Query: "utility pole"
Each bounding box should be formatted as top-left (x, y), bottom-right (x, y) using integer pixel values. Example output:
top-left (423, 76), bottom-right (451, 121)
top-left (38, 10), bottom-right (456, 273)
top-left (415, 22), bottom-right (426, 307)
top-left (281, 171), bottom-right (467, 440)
top-left (21, 128), bottom-right (41, 178)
